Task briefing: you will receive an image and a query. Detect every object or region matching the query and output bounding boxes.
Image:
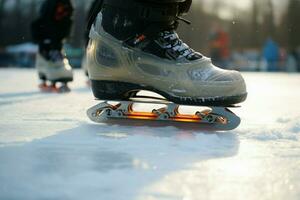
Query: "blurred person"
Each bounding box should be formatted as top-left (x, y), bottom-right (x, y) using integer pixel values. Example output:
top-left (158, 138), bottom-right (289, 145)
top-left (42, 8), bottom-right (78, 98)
top-left (31, 0), bottom-right (102, 90)
top-left (286, 51), bottom-right (298, 72)
top-left (278, 47), bottom-right (288, 71)
top-left (291, 48), bottom-right (300, 72)
top-left (31, 0), bottom-right (74, 89)
top-left (263, 38), bottom-right (280, 72)
top-left (209, 24), bottom-right (231, 69)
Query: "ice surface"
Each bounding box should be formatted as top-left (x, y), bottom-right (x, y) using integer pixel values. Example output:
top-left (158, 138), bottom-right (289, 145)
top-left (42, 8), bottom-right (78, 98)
top-left (0, 69), bottom-right (299, 200)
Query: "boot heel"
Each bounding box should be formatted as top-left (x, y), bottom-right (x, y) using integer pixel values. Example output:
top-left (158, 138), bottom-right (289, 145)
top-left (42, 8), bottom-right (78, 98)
top-left (91, 80), bottom-right (139, 100)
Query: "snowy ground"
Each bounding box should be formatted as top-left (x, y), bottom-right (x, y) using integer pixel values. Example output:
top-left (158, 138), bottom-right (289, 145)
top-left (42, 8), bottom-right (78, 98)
top-left (0, 68), bottom-right (299, 200)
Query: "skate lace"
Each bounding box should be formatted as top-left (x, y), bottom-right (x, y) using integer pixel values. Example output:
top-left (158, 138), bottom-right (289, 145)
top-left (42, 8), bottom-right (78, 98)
top-left (48, 50), bottom-right (64, 62)
top-left (157, 31), bottom-right (201, 60)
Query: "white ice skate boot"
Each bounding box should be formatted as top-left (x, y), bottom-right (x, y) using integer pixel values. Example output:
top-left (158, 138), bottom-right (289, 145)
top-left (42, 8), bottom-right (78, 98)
top-left (36, 50), bottom-right (73, 92)
top-left (87, 14), bottom-right (247, 106)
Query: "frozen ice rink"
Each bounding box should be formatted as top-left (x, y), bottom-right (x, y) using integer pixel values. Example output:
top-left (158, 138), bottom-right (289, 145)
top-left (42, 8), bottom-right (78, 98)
top-left (0, 68), bottom-right (299, 200)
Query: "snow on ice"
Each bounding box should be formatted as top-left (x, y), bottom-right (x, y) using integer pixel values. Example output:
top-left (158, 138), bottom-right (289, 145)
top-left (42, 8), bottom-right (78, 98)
top-left (0, 68), bottom-right (299, 200)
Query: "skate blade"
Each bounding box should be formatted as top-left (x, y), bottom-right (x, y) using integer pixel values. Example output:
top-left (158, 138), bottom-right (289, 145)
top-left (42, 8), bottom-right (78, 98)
top-left (87, 101), bottom-right (241, 131)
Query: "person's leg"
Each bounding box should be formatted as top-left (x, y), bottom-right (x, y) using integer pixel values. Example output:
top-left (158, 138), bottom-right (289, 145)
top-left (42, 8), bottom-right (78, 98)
top-left (87, 0), bottom-right (247, 105)
top-left (32, 0), bottom-right (73, 60)
top-left (31, 0), bottom-right (74, 90)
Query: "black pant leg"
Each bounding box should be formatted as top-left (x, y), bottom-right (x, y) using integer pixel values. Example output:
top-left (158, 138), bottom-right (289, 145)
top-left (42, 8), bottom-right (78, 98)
top-left (31, 0), bottom-right (74, 53)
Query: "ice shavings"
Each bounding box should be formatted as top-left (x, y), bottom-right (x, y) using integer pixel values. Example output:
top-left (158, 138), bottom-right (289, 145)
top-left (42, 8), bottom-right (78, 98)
top-left (238, 116), bottom-right (300, 141)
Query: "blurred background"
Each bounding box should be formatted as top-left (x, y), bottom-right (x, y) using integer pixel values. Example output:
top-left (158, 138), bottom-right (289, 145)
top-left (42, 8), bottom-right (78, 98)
top-left (0, 0), bottom-right (299, 72)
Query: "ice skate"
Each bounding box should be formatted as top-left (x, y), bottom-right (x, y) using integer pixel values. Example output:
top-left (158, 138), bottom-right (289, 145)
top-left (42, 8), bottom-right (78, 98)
top-left (31, 0), bottom-right (74, 93)
top-left (87, 96), bottom-right (241, 130)
top-left (36, 50), bottom-right (73, 93)
top-left (86, 0), bottom-right (247, 130)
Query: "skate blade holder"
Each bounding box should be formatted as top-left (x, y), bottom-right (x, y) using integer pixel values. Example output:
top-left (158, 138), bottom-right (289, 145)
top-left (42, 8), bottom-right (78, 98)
top-left (39, 81), bottom-right (70, 93)
top-left (87, 100), bottom-right (241, 131)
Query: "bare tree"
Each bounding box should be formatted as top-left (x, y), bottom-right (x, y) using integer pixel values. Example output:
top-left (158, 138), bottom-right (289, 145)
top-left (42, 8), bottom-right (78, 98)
top-left (0, 0), bottom-right (5, 46)
top-left (262, 0), bottom-right (276, 39)
top-left (286, 0), bottom-right (300, 49)
top-left (250, 0), bottom-right (260, 47)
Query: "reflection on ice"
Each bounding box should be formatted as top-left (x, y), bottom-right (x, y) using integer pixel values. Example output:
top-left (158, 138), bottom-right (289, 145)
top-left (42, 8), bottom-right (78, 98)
top-left (0, 123), bottom-right (239, 200)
